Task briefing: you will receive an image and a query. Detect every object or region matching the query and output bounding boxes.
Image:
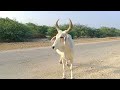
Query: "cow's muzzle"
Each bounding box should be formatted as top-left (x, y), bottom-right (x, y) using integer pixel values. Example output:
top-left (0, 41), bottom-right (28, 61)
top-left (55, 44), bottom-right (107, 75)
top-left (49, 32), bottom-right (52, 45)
top-left (52, 46), bottom-right (55, 49)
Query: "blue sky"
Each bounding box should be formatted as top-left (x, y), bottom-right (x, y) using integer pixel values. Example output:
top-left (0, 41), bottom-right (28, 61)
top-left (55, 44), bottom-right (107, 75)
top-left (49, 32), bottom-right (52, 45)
top-left (0, 11), bottom-right (120, 29)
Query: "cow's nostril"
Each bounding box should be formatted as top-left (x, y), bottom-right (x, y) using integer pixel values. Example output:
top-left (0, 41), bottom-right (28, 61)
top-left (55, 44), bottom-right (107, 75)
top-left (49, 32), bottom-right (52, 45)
top-left (52, 46), bottom-right (55, 49)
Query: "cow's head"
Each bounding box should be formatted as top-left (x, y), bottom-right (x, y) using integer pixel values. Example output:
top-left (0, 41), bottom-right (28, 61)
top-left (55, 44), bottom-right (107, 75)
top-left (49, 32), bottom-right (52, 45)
top-left (51, 19), bottom-right (73, 49)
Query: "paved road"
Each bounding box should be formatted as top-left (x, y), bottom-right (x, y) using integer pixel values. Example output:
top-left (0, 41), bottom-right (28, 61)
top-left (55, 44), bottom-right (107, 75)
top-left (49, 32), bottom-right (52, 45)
top-left (0, 40), bottom-right (120, 79)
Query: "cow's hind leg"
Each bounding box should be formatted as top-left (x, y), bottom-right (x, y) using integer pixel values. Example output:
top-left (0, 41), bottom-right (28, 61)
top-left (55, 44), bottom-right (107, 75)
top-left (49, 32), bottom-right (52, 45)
top-left (66, 60), bottom-right (70, 67)
top-left (70, 60), bottom-right (74, 79)
top-left (62, 59), bottom-right (66, 79)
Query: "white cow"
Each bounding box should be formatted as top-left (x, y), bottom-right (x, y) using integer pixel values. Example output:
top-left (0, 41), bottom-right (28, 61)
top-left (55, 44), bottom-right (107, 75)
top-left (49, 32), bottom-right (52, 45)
top-left (51, 19), bottom-right (74, 79)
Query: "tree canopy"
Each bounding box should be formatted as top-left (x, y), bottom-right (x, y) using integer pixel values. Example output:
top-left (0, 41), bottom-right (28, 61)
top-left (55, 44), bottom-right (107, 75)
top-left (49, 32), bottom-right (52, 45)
top-left (0, 17), bottom-right (120, 42)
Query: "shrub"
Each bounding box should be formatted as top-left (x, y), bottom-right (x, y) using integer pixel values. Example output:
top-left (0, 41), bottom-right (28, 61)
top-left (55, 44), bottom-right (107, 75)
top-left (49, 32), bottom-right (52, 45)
top-left (0, 17), bottom-right (32, 42)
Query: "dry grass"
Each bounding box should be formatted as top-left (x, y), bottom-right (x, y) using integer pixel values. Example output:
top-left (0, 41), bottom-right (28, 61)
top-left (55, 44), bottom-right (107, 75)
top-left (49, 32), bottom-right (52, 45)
top-left (0, 37), bottom-right (120, 51)
top-left (74, 37), bottom-right (120, 43)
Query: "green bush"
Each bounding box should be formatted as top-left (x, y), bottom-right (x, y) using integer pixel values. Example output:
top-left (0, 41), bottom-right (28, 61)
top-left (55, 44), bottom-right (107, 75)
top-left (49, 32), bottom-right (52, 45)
top-left (38, 25), bottom-right (48, 38)
top-left (0, 17), bottom-right (120, 42)
top-left (26, 23), bottom-right (39, 38)
top-left (26, 23), bottom-right (48, 38)
top-left (47, 27), bottom-right (57, 39)
top-left (0, 17), bottom-right (32, 42)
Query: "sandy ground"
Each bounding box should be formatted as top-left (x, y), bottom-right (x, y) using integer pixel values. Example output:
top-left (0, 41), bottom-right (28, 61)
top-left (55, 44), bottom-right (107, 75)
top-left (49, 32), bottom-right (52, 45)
top-left (0, 39), bottom-right (120, 79)
top-left (0, 37), bottom-right (120, 51)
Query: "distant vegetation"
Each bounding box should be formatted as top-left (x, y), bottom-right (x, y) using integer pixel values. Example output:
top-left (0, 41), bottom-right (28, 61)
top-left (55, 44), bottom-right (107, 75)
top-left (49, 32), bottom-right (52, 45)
top-left (0, 17), bottom-right (120, 42)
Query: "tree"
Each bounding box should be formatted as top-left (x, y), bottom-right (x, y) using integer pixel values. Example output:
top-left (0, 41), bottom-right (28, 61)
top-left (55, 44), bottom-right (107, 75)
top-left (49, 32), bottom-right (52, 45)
top-left (47, 27), bottom-right (57, 39)
top-left (0, 17), bottom-right (32, 42)
top-left (38, 25), bottom-right (48, 38)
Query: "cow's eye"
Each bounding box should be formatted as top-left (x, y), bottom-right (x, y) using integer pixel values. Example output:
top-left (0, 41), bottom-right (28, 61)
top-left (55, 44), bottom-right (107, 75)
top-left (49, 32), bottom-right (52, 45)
top-left (60, 37), bottom-right (64, 38)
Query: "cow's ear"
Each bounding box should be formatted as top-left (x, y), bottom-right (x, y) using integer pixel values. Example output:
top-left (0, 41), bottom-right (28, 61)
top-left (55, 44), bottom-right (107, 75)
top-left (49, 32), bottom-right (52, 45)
top-left (51, 36), bottom-right (56, 43)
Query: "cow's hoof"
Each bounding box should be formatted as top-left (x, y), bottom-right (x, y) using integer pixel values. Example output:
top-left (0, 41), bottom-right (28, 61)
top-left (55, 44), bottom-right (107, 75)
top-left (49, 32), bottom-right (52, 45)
top-left (71, 77), bottom-right (75, 79)
top-left (62, 77), bottom-right (66, 79)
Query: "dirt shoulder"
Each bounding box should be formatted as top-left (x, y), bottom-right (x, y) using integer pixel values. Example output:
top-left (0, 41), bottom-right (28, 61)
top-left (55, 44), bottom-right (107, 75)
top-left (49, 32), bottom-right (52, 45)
top-left (0, 37), bottom-right (120, 51)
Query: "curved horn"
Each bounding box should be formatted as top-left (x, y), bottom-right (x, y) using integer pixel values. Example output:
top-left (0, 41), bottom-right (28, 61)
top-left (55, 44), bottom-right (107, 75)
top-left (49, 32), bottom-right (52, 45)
top-left (65, 19), bottom-right (73, 33)
top-left (55, 19), bottom-right (61, 32)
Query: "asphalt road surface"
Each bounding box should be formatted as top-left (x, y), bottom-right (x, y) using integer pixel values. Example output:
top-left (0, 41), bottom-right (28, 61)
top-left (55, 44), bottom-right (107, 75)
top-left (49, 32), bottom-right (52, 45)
top-left (0, 40), bottom-right (120, 79)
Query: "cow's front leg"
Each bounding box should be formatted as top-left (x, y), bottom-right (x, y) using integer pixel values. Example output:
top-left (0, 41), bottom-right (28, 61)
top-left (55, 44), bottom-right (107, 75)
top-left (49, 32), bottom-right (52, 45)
top-left (59, 57), bottom-right (62, 64)
top-left (62, 59), bottom-right (66, 79)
